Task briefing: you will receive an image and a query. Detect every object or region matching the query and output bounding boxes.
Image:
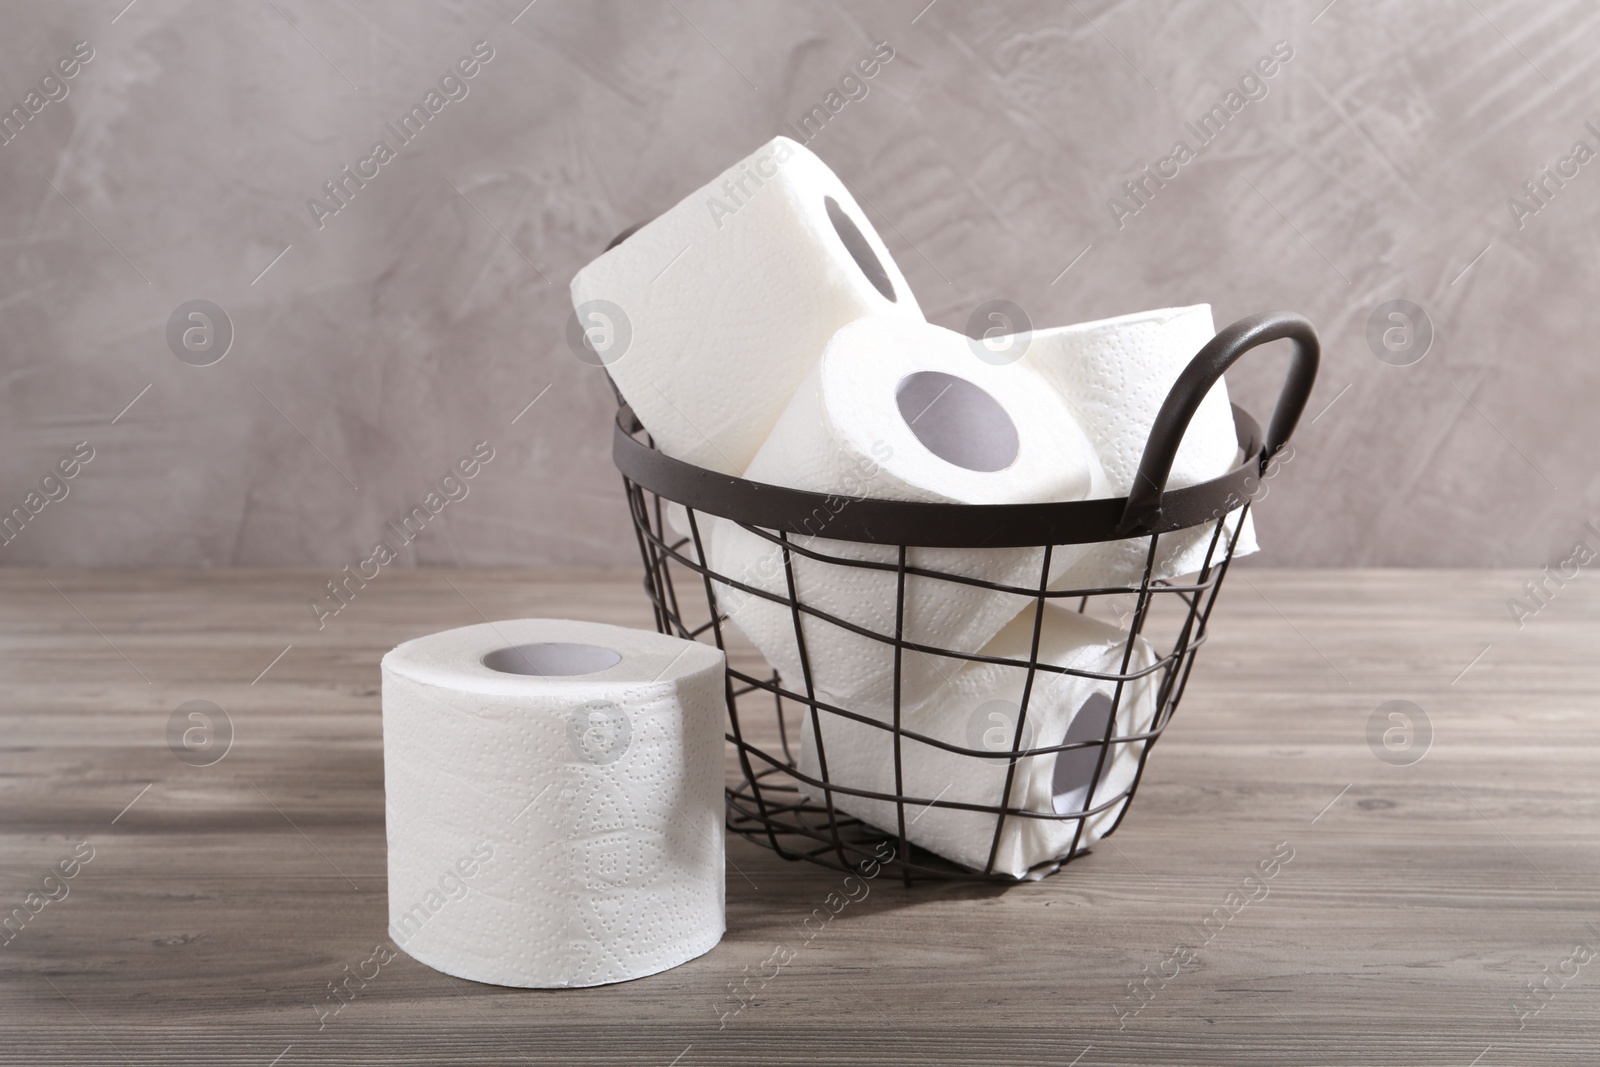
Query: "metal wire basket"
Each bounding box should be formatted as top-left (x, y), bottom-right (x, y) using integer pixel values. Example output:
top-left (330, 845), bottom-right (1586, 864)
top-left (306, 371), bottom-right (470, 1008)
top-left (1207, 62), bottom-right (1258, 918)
top-left (613, 311), bottom-right (1320, 883)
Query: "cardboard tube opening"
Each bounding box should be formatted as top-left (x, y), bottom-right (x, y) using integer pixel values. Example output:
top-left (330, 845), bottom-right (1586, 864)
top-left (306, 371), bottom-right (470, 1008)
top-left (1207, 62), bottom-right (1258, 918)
top-left (895, 370), bottom-right (1020, 472)
top-left (482, 642), bottom-right (622, 677)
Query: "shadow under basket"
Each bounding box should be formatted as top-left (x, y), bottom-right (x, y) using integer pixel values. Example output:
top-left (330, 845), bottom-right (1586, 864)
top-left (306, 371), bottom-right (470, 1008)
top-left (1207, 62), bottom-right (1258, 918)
top-left (613, 312), bottom-right (1320, 883)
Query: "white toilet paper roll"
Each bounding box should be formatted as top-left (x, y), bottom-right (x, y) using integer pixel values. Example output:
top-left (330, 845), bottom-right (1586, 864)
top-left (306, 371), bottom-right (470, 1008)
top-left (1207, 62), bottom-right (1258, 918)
top-left (1023, 305), bottom-right (1258, 588)
top-left (710, 316), bottom-right (1105, 712)
top-left (571, 135), bottom-right (924, 476)
top-left (382, 619), bottom-right (727, 988)
top-left (799, 604), bottom-right (1158, 879)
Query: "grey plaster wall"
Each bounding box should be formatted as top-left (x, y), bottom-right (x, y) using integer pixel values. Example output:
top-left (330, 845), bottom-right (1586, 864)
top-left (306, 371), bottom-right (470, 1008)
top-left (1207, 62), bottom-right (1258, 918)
top-left (0, 0), bottom-right (1596, 568)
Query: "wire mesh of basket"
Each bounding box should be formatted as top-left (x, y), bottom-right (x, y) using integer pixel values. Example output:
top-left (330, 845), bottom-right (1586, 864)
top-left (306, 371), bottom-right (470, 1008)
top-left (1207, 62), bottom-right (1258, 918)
top-left (612, 312), bottom-right (1320, 883)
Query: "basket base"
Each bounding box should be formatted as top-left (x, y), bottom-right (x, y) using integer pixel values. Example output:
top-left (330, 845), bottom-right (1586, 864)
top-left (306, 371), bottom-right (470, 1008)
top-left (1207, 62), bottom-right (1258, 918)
top-left (726, 768), bottom-right (1099, 884)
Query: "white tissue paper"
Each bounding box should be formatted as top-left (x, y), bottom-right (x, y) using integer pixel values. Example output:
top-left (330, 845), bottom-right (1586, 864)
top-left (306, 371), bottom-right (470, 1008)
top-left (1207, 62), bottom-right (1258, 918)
top-left (798, 603), bottom-right (1158, 879)
top-left (710, 316), bottom-right (1105, 711)
top-left (571, 135), bottom-right (923, 475)
top-left (1023, 305), bottom-right (1258, 589)
top-left (382, 618), bottom-right (727, 988)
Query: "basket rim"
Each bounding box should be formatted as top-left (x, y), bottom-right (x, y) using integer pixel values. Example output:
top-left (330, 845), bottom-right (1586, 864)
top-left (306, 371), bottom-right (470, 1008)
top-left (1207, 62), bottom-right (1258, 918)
top-left (612, 401), bottom-right (1264, 548)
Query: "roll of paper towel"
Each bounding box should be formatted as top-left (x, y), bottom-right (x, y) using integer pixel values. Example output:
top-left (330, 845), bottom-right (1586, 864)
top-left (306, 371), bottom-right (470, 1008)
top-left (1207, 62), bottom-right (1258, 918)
top-left (382, 619), bottom-right (727, 987)
top-left (1023, 305), bottom-right (1258, 588)
top-left (571, 136), bottom-right (924, 475)
top-left (710, 316), bottom-right (1105, 711)
top-left (798, 604), bottom-right (1158, 879)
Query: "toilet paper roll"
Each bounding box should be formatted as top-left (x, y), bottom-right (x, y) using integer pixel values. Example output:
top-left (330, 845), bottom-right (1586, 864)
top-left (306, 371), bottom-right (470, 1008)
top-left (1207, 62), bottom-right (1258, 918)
top-left (711, 316), bottom-right (1105, 711)
top-left (798, 604), bottom-right (1158, 879)
top-left (1023, 305), bottom-right (1258, 589)
top-left (571, 135), bottom-right (924, 476)
top-left (382, 619), bottom-right (727, 988)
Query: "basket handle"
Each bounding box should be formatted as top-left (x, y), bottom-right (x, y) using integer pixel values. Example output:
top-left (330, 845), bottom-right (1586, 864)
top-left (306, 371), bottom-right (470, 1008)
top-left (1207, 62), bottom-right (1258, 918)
top-left (1116, 311), bottom-right (1320, 536)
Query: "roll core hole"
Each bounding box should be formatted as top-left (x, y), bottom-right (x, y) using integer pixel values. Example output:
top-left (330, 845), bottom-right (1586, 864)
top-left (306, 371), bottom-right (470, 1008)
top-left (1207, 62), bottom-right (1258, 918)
top-left (482, 642), bottom-right (622, 677)
top-left (894, 370), bottom-right (1021, 472)
top-left (1052, 692), bottom-right (1117, 814)
top-left (825, 195), bottom-right (896, 303)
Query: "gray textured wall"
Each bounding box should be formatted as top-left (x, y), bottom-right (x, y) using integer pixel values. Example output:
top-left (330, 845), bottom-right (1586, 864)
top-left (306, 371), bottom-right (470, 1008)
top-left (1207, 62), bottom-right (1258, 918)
top-left (0, 0), bottom-right (1595, 568)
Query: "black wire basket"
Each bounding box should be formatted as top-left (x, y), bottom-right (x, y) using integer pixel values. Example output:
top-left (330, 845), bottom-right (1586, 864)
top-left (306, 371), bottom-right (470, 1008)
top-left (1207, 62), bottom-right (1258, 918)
top-left (613, 311), bottom-right (1320, 883)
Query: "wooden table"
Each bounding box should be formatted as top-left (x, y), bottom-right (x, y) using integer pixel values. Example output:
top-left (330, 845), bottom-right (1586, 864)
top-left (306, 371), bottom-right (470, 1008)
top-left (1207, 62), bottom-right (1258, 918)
top-left (1, 568), bottom-right (1594, 1065)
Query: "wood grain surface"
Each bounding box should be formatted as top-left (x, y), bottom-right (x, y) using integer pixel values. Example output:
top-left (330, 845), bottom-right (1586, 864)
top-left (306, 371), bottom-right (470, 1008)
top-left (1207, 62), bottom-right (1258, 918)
top-left (1, 567), bottom-right (1595, 1065)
